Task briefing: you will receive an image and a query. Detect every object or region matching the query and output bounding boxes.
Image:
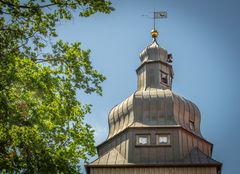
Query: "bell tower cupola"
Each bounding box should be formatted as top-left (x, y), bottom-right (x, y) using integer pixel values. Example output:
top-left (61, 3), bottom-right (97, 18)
top-left (137, 29), bottom-right (174, 90)
top-left (86, 11), bottom-right (222, 174)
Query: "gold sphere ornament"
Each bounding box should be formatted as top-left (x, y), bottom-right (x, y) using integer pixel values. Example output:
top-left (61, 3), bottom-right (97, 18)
top-left (151, 29), bottom-right (158, 38)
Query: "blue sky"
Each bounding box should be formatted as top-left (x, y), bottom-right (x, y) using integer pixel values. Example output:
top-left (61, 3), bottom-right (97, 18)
top-left (57, 0), bottom-right (240, 173)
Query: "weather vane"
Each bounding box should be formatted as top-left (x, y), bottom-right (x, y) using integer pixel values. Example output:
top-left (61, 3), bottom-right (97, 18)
top-left (142, 11), bottom-right (167, 40)
top-left (153, 11), bottom-right (167, 29)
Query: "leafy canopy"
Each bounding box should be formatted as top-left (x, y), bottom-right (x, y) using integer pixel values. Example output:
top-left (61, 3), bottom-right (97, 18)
top-left (0, 0), bottom-right (113, 173)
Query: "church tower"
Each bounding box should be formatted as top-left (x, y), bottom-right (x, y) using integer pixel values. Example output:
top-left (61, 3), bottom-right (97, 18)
top-left (86, 25), bottom-right (222, 174)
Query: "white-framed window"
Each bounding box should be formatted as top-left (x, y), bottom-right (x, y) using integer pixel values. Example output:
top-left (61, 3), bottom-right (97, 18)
top-left (156, 134), bottom-right (170, 145)
top-left (136, 134), bottom-right (150, 145)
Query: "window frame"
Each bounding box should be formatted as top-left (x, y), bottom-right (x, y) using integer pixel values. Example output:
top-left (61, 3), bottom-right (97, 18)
top-left (155, 134), bottom-right (171, 146)
top-left (135, 134), bottom-right (151, 146)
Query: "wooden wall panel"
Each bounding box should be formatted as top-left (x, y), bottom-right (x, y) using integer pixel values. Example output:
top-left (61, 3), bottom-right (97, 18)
top-left (187, 134), bottom-right (193, 153)
top-left (90, 167), bottom-right (217, 174)
top-left (127, 128), bottom-right (181, 163)
top-left (182, 131), bottom-right (187, 155)
top-left (193, 137), bottom-right (198, 148)
top-left (121, 133), bottom-right (126, 159)
top-left (172, 130), bottom-right (180, 160)
top-left (115, 134), bottom-right (121, 153)
top-left (98, 127), bottom-right (213, 165)
top-left (178, 129), bottom-right (212, 157)
top-left (178, 130), bottom-right (183, 158)
top-left (203, 143), bottom-right (207, 155)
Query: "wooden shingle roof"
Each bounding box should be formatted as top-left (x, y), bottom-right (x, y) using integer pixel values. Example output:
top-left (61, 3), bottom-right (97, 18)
top-left (107, 89), bottom-right (202, 140)
top-left (87, 147), bottom-right (221, 167)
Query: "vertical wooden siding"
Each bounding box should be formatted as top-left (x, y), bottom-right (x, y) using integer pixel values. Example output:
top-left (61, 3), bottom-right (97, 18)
top-left (128, 128), bottom-right (181, 163)
top-left (98, 131), bottom-right (129, 160)
top-left (98, 127), bottom-right (212, 164)
top-left (179, 129), bottom-right (212, 157)
top-left (90, 167), bottom-right (217, 174)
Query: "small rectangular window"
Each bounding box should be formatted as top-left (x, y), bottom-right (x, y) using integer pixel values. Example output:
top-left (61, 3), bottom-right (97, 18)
top-left (156, 134), bottom-right (170, 145)
top-left (161, 71), bottom-right (168, 84)
top-left (136, 134), bottom-right (150, 145)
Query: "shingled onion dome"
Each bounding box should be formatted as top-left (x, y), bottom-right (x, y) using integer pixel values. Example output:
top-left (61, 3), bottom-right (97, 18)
top-left (107, 90), bottom-right (202, 139)
top-left (107, 29), bottom-right (203, 140)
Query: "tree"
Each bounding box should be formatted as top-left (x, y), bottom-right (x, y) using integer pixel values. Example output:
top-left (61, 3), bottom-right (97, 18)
top-left (0, 0), bottom-right (113, 173)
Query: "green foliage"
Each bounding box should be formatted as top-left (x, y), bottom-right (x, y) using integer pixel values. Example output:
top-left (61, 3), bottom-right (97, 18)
top-left (0, 0), bottom-right (113, 173)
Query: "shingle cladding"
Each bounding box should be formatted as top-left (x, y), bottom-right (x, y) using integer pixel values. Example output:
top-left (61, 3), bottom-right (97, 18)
top-left (140, 41), bottom-right (168, 63)
top-left (88, 147), bottom-right (221, 167)
top-left (107, 89), bottom-right (202, 140)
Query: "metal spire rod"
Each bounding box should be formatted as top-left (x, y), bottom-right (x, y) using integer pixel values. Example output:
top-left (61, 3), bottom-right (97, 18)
top-left (153, 11), bottom-right (156, 30)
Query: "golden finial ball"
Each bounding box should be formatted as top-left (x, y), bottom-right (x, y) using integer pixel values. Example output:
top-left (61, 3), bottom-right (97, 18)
top-left (151, 29), bottom-right (158, 38)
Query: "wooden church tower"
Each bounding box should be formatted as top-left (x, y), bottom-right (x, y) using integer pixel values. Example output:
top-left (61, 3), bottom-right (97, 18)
top-left (85, 16), bottom-right (222, 174)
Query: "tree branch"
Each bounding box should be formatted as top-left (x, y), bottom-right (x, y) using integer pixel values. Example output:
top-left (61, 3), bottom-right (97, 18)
top-left (0, 0), bottom-right (77, 9)
top-left (0, 0), bottom-right (32, 9)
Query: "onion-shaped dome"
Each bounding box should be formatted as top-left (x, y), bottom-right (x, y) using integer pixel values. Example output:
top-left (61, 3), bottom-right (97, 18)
top-left (107, 89), bottom-right (202, 139)
top-left (139, 41), bottom-right (169, 63)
